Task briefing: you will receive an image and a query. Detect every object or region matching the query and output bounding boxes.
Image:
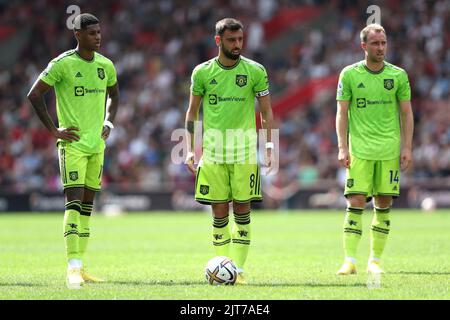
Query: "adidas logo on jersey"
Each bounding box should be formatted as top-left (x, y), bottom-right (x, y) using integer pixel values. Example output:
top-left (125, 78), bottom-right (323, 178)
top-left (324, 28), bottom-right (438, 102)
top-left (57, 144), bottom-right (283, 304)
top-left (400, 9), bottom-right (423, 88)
top-left (357, 82), bottom-right (365, 88)
top-left (75, 72), bottom-right (83, 77)
top-left (210, 79), bottom-right (217, 85)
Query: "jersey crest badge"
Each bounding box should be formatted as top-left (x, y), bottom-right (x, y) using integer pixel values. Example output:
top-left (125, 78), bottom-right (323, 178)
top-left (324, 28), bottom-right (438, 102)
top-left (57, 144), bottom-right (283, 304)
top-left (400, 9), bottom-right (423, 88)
top-left (346, 179), bottom-right (354, 188)
top-left (236, 74), bottom-right (247, 87)
top-left (69, 171), bottom-right (78, 181)
top-left (384, 79), bottom-right (394, 90)
top-left (200, 185), bottom-right (209, 195)
top-left (97, 68), bottom-right (105, 80)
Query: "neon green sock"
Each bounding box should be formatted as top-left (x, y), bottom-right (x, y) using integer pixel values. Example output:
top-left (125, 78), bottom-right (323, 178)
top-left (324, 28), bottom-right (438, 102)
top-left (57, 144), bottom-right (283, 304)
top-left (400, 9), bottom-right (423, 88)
top-left (343, 207), bottom-right (363, 260)
top-left (63, 200), bottom-right (81, 260)
top-left (370, 207), bottom-right (391, 260)
top-left (212, 216), bottom-right (231, 257)
top-left (229, 212), bottom-right (251, 271)
top-left (79, 202), bottom-right (93, 259)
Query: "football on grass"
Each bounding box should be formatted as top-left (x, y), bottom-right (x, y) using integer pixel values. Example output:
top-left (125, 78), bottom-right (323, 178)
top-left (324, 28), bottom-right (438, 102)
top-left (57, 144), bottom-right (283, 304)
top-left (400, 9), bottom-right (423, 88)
top-left (205, 256), bottom-right (237, 285)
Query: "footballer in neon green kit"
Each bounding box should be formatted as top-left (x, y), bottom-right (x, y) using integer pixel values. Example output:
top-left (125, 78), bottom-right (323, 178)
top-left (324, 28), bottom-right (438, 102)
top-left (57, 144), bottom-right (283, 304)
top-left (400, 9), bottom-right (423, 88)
top-left (335, 24), bottom-right (414, 275)
top-left (185, 18), bottom-right (275, 284)
top-left (28, 13), bottom-right (119, 289)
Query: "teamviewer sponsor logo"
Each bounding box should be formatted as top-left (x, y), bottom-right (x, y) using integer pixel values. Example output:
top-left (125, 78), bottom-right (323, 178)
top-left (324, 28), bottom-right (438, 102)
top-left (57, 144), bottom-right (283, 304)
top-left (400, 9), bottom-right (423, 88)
top-left (209, 94), bottom-right (217, 105)
top-left (74, 86), bottom-right (105, 96)
top-left (356, 98), bottom-right (366, 108)
top-left (74, 86), bottom-right (84, 96)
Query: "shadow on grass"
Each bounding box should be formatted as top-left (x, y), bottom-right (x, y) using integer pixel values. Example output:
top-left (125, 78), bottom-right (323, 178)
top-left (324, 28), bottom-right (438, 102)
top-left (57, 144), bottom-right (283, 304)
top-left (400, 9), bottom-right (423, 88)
top-left (390, 271), bottom-right (450, 275)
top-left (110, 280), bottom-right (366, 288)
top-left (297, 282), bottom-right (366, 288)
top-left (111, 280), bottom-right (206, 286)
top-left (249, 282), bottom-right (366, 288)
top-left (0, 283), bottom-right (46, 287)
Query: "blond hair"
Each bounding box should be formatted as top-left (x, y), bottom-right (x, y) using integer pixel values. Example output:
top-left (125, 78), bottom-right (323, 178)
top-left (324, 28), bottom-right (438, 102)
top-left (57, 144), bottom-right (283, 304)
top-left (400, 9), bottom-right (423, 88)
top-left (360, 23), bottom-right (386, 42)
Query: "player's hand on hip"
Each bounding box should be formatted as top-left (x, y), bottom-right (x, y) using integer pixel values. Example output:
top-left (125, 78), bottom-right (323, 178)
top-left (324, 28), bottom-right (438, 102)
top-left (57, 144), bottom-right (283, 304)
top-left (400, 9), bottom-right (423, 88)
top-left (400, 147), bottom-right (412, 171)
top-left (101, 126), bottom-right (111, 140)
top-left (185, 151), bottom-right (197, 175)
top-left (338, 146), bottom-right (350, 168)
top-left (53, 127), bottom-right (80, 142)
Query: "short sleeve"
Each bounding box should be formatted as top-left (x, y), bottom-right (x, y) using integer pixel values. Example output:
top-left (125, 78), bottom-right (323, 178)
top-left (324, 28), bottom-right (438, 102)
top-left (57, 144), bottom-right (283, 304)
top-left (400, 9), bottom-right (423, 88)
top-left (336, 68), bottom-right (352, 101)
top-left (396, 70), bottom-right (411, 101)
top-left (190, 66), bottom-right (204, 96)
top-left (253, 65), bottom-right (270, 97)
top-left (39, 61), bottom-right (61, 86)
top-left (106, 62), bottom-right (118, 87)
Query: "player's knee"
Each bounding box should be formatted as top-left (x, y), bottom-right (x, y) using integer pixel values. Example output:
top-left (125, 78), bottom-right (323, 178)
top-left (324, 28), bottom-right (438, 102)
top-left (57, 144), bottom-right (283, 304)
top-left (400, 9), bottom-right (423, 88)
top-left (346, 194), bottom-right (366, 209)
top-left (374, 196), bottom-right (392, 208)
top-left (212, 202), bottom-right (230, 218)
top-left (64, 187), bottom-right (84, 202)
top-left (82, 188), bottom-right (96, 203)
top-left (232, 201), bottom-right (251, 214)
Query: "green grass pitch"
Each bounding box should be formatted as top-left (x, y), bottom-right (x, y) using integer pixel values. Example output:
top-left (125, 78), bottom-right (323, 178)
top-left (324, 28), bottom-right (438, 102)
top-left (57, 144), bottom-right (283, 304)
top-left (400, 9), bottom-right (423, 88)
top-left (0, 210), bottom-right (449, 300)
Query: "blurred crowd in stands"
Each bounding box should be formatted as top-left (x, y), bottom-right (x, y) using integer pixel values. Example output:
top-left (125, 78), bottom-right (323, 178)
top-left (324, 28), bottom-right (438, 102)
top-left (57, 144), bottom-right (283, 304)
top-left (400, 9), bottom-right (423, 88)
top-left (0, 0), bottom-right (448, 196)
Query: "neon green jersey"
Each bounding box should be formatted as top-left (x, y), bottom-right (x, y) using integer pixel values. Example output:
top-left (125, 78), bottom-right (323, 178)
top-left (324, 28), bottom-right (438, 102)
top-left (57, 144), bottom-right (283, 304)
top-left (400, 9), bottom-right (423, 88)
top-left (336, 60), bottom-right (411, 160)
top-left (191, 56), bottom-right (269, 163)
top-left (40, 50), bottom-right (117, 153)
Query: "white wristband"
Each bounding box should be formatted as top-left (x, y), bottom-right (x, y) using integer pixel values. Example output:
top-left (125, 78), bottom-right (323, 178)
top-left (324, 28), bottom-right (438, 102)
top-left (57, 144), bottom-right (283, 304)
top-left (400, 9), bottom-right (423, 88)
top-left (104, 120), bottom-right (114, 129)
top-left (265, 142), bottom-right (274, 149)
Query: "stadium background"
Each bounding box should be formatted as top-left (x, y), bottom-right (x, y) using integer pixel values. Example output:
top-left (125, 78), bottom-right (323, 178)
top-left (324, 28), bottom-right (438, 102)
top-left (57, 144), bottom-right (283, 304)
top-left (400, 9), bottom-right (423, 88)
top-left (0, 0), bottom-right (448, 212)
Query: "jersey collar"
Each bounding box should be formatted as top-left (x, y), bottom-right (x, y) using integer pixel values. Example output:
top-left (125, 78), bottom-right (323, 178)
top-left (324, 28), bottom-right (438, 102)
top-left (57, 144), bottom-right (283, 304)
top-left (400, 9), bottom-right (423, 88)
top-left (75, 50), bottom-right (96, 63)
top-left (215, 57), bottom-right (241, 70)
top-left (363, 61), bottom-right (385, 74)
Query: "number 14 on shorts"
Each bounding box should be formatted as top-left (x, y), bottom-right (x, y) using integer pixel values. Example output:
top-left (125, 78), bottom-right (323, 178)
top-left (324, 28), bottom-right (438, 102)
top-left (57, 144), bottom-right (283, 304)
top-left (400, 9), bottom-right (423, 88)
top-left (389, 170), bottom-right (399, 184)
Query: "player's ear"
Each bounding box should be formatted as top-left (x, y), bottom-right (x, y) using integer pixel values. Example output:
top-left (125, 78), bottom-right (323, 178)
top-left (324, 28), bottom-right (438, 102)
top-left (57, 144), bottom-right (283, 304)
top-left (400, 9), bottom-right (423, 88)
top-left (214, 35), bottom-right (221, 47)
top-left (361, 41), bottom-right (366, 51)
top-left (74, 30), bottom-right (81, 42)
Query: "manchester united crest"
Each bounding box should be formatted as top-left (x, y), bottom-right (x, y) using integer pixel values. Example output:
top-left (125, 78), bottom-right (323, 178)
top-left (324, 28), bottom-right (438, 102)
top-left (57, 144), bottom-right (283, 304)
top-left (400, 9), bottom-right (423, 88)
top-left (200, 185), bottom-right (209, 195)
top-left (69, 171), bottom-right (78, 181)
top-left (346, 179), bottom-right (354, 188)
top-left (236, 74), bottom-right (247, 87)
top-left (97, 68), bottom-right (105, 80)
top-left (384, 79), bottom-right (394, 90)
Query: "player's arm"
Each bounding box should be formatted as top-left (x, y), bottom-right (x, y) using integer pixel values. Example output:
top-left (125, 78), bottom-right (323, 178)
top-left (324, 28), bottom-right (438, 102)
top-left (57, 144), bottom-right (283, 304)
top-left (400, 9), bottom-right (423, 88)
top-left (258, 94), bottom-right (274, 172)
top-left (102, 82), bottom-right (120, 140)
top-left (336, 100), bottom-right (350, 168)
top-left (27, 79), bottom-right (79, 142)
top-left (399, 100), bottom-right (414, 171)
top-left (185, 93), bottom-right (202, 174)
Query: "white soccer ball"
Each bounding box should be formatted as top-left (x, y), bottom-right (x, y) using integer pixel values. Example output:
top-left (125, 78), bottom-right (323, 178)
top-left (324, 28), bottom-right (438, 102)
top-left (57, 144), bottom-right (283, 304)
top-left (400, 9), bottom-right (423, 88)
top-left (205, 256), bottom-right (237, 285)
top-left (421, 197), bottom-right (437, 212)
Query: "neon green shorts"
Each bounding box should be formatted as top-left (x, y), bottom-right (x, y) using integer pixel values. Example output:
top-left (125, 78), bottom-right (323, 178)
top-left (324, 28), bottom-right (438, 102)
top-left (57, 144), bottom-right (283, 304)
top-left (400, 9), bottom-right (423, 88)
top-left (57, 142), bottom-right (104, 191)
top-left (344, 154), bottom-right (400, 201)
top-left (195, 159), bottom-right (262, 205)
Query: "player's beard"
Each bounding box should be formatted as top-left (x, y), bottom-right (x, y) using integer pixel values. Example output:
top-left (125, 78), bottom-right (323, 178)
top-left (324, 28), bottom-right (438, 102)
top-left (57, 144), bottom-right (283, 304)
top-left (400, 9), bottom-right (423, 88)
top-left (221, 43), bottom-right (240, 60)
top-left (369, 51), bottom-right (384, 63)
